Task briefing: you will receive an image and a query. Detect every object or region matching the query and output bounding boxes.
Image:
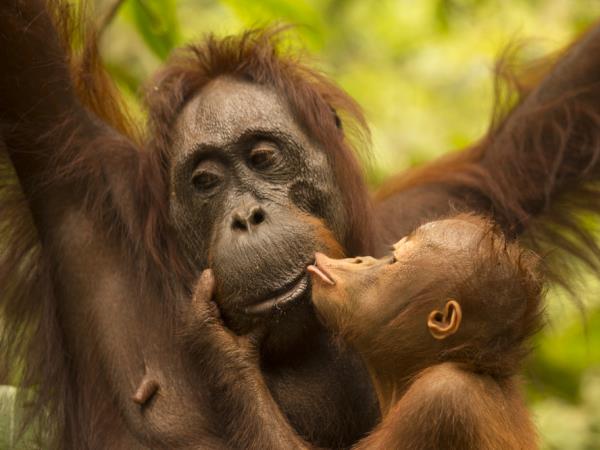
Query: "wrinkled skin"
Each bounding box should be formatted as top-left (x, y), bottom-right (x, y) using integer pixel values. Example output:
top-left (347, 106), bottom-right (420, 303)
top-left (170, 76), bottom-right (348, 334)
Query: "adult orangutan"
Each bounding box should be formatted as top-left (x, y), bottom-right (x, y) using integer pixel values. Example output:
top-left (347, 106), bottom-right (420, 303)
top-left (1, 0), bottom-right (600, 448)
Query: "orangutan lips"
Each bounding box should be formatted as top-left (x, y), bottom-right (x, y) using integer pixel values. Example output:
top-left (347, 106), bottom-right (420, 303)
top-left (307, 264), bottom-right (335, 285)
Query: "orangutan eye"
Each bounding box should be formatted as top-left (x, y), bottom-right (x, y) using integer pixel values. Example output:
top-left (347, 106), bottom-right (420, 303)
top-left (249, 142), bottom-right (280, 170)
top-left (192, 171), bottom-right (222, 193)
top-left (191, 160), bottom-right (225, 195)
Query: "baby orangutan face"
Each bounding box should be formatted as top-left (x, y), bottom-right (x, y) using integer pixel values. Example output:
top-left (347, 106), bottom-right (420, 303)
top-left (308, 218), bottom-right (485, 344)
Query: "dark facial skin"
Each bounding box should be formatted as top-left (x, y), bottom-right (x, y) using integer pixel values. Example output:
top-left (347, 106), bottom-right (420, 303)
top-left (169, 76), bottom-right (348, 336)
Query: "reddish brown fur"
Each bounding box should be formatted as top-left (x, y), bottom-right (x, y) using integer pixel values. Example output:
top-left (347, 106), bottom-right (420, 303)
top-left (357, 218), bottom-right (543, 449)
top-left (310, 215), bottom-right (543, 449)
top-left (356, 364), bottom-right (537, 450)
top-left (1, 0), bottom-right (600, 448)
top-left (0, 1), bottom-right (372, 447)
top-left (366, 215), bottom-right (544, 378)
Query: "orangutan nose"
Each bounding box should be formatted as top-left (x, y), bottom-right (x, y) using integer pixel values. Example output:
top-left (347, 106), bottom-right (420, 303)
top-left (231, 205), bottom-right (266, 231)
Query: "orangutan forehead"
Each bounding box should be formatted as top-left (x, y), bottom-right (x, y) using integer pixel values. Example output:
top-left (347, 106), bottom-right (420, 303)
top-left (413, 219), bottom-right (488, 252)
top-left (174, 76), bottom-right (308, 154)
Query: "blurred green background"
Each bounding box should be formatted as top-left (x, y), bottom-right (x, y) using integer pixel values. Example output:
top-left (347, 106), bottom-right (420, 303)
top-left (4, 0), bottom-right (600, 448)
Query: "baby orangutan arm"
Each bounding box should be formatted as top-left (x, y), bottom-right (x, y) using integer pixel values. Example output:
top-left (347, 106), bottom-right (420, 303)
top-left (179, 270), bottom-right (313, 450)
top-left (355, 363), bottom-right (536, 450)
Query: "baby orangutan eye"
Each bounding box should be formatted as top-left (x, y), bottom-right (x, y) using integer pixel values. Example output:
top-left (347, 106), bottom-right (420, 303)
top-left (387, 249), bottom-right (397, 264)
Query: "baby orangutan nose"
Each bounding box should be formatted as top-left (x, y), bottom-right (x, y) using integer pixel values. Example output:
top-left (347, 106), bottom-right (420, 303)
top-left (351, 256), bottom-right (377, 265)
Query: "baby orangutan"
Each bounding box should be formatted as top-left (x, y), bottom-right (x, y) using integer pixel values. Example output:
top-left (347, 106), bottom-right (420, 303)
top-left (308, 214), bottom-right (543, 450)
top-left (175, 214), bottom-right (543, 449)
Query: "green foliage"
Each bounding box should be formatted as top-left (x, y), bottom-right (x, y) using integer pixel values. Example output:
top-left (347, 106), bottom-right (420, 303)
top-left (124, 0), bottom-right (181, 60)
top-left (0, 386), bottom-right (36, 449)
top-left (532, 370), bottom-right (600, 449)
top-left (221, 0), bottom-right (326, 49)
top-left (102, 0), bottom-right (600, 183)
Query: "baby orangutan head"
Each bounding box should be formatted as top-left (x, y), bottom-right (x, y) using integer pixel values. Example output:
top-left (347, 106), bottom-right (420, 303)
top-left (308, 214), bottom-right (544, 376)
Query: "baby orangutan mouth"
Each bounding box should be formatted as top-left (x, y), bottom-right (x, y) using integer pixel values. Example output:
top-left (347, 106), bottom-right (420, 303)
top-left (307, 254), bottom-right (336, 286)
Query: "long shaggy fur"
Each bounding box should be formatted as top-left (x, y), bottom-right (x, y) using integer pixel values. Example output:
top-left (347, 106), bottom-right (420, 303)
top-left (0, 1), bottom-right (373, 447)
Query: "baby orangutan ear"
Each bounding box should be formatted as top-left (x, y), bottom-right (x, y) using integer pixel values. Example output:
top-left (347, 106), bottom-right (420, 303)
top-left (427, 299), bottom-right (462, 340)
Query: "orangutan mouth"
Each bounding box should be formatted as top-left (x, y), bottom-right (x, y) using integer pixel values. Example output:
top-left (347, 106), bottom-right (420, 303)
top-left (243, 272), bottom-right (310, 316)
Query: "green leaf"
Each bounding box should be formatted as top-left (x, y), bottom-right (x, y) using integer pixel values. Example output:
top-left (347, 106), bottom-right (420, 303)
top-left (221, 0), bottom-right (326, 49)
top-left (124, 0), bottom-right (182, 60)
